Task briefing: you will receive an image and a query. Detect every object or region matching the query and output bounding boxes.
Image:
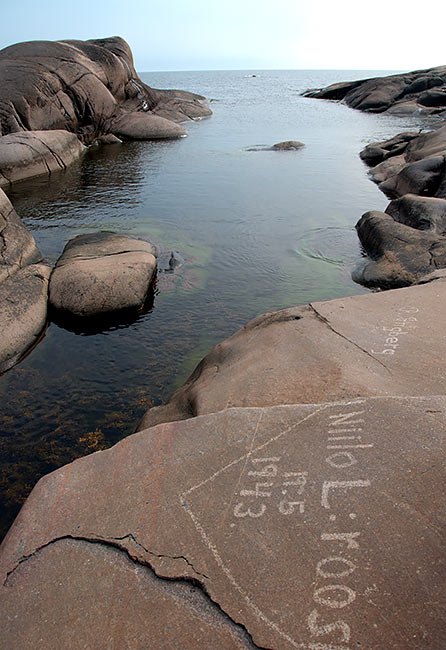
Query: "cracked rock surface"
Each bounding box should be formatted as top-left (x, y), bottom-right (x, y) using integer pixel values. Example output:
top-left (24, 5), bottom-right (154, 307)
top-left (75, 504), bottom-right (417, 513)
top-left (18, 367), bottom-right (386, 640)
top-left (49, 231), bottom-right (157, 322)
top-left (137, 281), bottom-right (446, 430)
top-left (1, 396), bottom-right (444, 648)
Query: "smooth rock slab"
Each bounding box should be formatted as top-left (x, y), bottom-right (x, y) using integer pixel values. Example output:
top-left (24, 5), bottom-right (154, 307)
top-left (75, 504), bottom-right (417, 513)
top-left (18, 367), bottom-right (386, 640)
top-left (1, 397), bottom-right (444, 648)
top-left (0, 263), bottom-right (51, 373)
top-left (137, 281), bottom-right (446, 430)
top-left (0, 130), bottom-right (86, 187)
top-left (49, 232), bottom-right (157, 319)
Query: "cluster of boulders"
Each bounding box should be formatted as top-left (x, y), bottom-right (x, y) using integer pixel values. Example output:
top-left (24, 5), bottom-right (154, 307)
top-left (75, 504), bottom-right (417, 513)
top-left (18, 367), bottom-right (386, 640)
top-left (0, 35), bottom-right (212, 370)
top-left (0, 185), bottom-right (159, 370)
top-left (355, 125), bottom-right (446, 287)
top-left (305, 70), bottom-right (446, 288)
top-left (303, 65), bottom-right (446, 116)
top-left (0, 36), bottom-right (211, 187)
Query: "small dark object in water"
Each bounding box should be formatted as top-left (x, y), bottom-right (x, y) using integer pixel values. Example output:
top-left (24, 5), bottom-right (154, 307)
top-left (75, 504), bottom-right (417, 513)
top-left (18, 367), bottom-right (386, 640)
top-left (272, 141), bottom-right (305, 150)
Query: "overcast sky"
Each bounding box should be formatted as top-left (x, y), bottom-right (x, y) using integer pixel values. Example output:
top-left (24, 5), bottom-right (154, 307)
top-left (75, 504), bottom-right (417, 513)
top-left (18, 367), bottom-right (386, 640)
top-left (1, 0), bottom-right (444, 72)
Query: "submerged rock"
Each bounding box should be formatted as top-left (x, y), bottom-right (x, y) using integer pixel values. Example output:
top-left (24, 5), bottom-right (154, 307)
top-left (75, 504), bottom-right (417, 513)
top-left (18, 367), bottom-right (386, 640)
top-left (1, 393), bottom-right (444, 648)
top-left (137, 281), bottom-right (446, 430)
top-left (0, 263), bottom-right (51, 373)
top-left (49, 232), bottom-right (157, 321)
top-left (272, 140), bottom-right (305, 150)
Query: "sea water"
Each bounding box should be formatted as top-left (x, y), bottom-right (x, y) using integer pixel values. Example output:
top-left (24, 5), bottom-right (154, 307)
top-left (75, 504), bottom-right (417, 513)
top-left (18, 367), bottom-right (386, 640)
top-left (0, 69), bottom-right (427, 537)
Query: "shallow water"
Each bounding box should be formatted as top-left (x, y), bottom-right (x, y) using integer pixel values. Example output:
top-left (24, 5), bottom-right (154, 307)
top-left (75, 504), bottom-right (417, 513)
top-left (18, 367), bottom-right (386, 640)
top-left (0, 69), bottom-right (427, 538)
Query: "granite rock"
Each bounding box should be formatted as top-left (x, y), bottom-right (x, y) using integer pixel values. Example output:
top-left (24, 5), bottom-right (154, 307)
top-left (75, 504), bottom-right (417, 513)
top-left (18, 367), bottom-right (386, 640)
top-left (49, 232), bottom-right (157, 320)
top-left (304, 65), bottom-right (446, 114)
top-left (0, 130), bottom-right (85, 187)
top-left (0, 263), bottom-right (51, 373)
top-left (0, 188), bottom-right (41, 282)
top-left (111, 112), bottom-right (186, 140)
top-left (137, 282), bottom-right (446, 429)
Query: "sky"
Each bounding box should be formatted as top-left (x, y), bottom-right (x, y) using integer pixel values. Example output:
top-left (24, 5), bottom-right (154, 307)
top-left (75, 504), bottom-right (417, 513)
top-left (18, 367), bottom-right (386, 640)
top-left (0, 0), bottom-right (445, 72)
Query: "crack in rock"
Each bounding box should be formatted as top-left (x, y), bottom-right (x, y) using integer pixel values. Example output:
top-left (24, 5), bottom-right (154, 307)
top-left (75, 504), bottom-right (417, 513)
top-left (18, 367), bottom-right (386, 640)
top-left (309, 303), bottom-right (392, 374)
top-left (3, 533), bottom-right (269, 649)
top-left (111, 532), bottom-right (210, 579)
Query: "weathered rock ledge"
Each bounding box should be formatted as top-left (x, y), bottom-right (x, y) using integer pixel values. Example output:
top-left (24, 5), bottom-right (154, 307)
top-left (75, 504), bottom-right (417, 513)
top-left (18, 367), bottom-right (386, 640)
top-left (137, 277), bottom-right (446, 430)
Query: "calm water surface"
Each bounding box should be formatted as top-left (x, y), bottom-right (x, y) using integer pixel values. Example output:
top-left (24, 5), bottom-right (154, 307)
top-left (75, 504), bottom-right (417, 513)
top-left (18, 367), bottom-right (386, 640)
top-left (0, 69), bottom-right (427, 537)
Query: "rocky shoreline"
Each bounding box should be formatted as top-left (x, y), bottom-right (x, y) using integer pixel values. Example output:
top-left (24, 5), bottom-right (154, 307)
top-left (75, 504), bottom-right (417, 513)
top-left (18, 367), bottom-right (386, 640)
top-left (306, 69), bottom-right (446, 288)
top-left (1, 63), bottom-right (445, 648)
top-left (0, 36), bottom-right (212, 371)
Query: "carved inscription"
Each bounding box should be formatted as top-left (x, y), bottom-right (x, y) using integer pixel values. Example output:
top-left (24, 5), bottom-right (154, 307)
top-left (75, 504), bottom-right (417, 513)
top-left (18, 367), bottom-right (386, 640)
top-left (371, 305), bottom-right (418, 356)
top-left (233, 457), bottom-right (307, 519)
top-left (305, 408), bottom-right (373, 650)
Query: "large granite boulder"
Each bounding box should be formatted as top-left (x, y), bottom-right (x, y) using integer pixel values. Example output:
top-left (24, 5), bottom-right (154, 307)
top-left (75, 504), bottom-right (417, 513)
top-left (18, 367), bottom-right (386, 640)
top-left (0, 188), bottom-right (41, 282)
top-left (354, 210), bottom-right (446, 288)
top-left (304, 65), bottom-right (446, 115)
top-left (0, 37), bottom-right (211, 184)
top-left (137, 280), bottom-right (446, 430)
top-left (0, 263), bottom-right (51, 373)
top-left (0, 37), bottom-right (210, 138)
top-left (0, 130), bottom-right (86, 188)
top-left (49, 232), bottom-right (157, 321)
top-left (1, 396), bottom-right (444, 648)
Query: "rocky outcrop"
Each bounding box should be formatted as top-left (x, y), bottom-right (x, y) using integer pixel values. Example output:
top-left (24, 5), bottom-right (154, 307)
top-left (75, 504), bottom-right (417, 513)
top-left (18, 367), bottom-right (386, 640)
top-left (0, 188), bottom-right (41, 282)
top-left (0, 37), bottom-right (211, 185)
top-left (137, 279), bottom-right (445, 430)
top-left (0, 37), bottom-right (211, 138)
top-left (0, 130), bottom-right (86, 188)
top-left (49, 232), bottom-right (157, 322)
top-left (303, 65), bottom-right (446, 115)
top-left (1, 394), bottom-right (444, 649)
top-left (0, 263), bottom-right (51, 373)
top-left (360, 125), bottom-right (446, 198)
top-left (354, 126), bottom-right (446, 287)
